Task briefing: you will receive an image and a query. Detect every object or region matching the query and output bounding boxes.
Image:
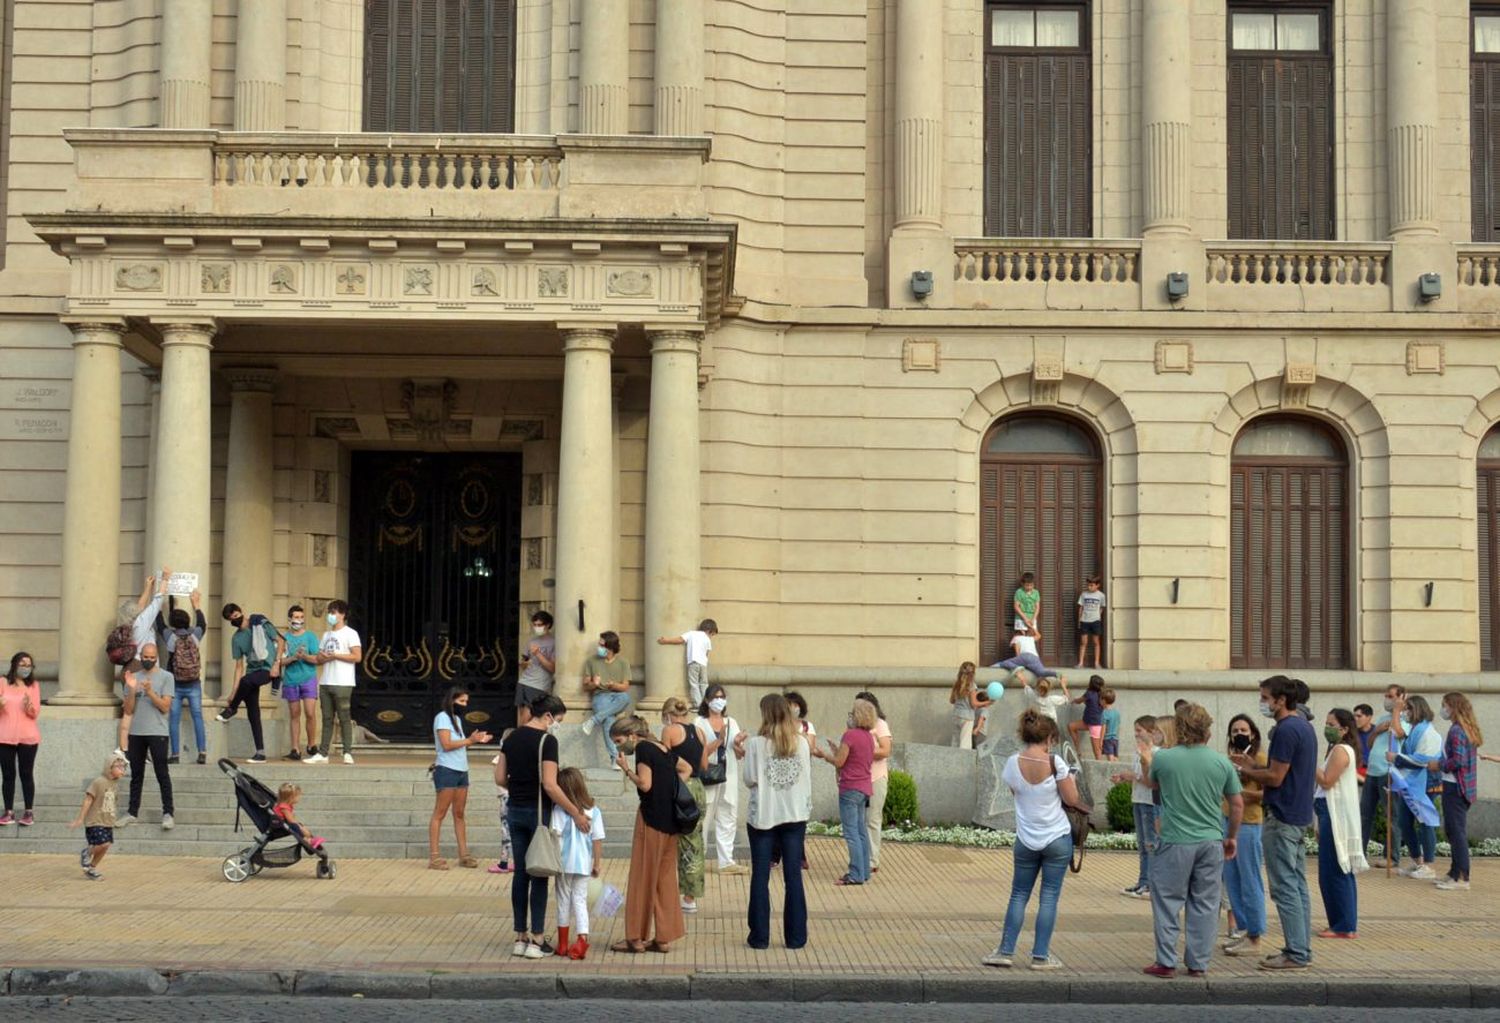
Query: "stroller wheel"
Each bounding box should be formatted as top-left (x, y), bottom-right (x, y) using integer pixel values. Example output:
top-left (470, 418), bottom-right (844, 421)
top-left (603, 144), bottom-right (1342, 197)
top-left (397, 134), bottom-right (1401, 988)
top-left (248, 857), bottom-right (265, 876)
top-left (222, 853), bottom-right (252, 883)
top-left (316, 859), bottom-right (337, 880)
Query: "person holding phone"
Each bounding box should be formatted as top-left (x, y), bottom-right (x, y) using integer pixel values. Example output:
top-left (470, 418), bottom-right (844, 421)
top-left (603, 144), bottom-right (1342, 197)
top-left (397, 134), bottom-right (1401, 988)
top-left (1221, 714), bottom-right (1266, 957)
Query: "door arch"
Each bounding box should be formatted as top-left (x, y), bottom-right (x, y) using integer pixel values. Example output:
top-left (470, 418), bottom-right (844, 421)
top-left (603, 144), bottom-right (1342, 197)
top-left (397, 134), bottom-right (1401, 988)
top-left (980, 412), bottom-right (1103, 666)
top-left (1479, 426), bottom-right (1500, 669)
top-left (1230, 414), bottom-right (1349, 669)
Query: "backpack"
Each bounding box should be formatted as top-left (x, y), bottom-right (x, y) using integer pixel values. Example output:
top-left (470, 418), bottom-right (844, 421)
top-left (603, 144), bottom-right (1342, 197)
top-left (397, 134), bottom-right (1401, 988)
top-left (105, 624), bottom-right (136, 666)
top-left (172, 632), bottom-right (201, 683)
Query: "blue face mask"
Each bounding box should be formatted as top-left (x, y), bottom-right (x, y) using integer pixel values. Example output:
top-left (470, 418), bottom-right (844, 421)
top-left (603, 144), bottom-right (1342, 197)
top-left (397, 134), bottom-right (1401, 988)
top-left (596, 645), bottom-right (609, 659)
top-left (327, 613), bottom-right (338, 627)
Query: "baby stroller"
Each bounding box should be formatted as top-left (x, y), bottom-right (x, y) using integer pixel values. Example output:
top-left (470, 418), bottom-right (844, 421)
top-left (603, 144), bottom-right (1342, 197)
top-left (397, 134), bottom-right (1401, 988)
top-left (217, 758), bottom-right (337, 882)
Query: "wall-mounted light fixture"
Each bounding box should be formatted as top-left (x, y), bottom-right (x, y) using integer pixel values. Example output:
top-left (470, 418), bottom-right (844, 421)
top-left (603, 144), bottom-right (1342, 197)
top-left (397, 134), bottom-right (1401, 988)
top-left (1419, 272), bottom-right (1442, 303)
top-left (1171, 578), bottom-right (1180, 605)
top-left (1424, 582), bottom-right (1435, 608)
top-left (1166, 272), bottom-right (1189, 302)
top-left (577, 599), bottom-right (586, 631)
top-left (910, 270), bottom-right (934, 300)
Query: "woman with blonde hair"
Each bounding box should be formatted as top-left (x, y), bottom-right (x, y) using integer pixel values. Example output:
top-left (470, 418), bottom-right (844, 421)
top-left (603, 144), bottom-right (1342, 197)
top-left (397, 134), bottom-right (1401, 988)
top-left (812, 697), bottom-right (877, 885)
top-left (1433, 692), bottom-right (1483, 890)
top-left (949, 662), bottom-right (993, 749)
top-left (661, 696), bottom-right (713, 914)
top-left (735, 693), bottom-right (813, 948)
top-left (611, 714), bottom-right (692, 954)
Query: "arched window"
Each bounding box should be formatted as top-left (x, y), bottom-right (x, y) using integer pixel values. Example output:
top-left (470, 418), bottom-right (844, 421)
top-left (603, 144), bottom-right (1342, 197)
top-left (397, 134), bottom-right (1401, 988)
top-left (364, 0), bottom-right (517, 133)
top-left (980, 413), bottom-right (1103, 666)
top-left (1230, 415), bottom-right (1348, 669)
top-left (1478, 426), bottom-right (1500, 668)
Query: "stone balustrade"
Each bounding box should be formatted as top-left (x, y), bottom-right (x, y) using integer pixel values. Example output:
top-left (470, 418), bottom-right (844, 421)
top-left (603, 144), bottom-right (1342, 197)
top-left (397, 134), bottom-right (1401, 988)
top-left (1205, 242), bottom-right (1390, 287)
top-left (954, 238), bottom-right (1140, 284)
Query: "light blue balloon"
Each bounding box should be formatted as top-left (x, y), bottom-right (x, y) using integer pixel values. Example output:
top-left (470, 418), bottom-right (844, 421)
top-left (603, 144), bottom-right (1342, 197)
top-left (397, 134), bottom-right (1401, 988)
top-left (986, 681), bottom-right (1005, 701)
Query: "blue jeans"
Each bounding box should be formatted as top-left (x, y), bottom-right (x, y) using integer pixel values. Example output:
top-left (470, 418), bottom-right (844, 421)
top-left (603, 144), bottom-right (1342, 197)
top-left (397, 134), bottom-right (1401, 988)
top-left (1314, 799), bottom-right (1357, 934)
top-left (169, 682), bottom-right (205, 757)
top-left (506, 804), bottom-right (549, 934)
top-left (998, 834), bottom-right (1071, 960)
top-left (838, 789), bottom-right (870, 882)
top-left (1221, 817), bottom-right (1266, 938)
top-left (747, 821), bottom-right (807, 949)
top-left (1262, 813), bottom-right (1312, 964)
top-left (590, 691), bottom-right (633, 758)
top-left (1398, 798), bottom-right (1438, 862)
top-left (1132, 802), bottom-right (1159, 888)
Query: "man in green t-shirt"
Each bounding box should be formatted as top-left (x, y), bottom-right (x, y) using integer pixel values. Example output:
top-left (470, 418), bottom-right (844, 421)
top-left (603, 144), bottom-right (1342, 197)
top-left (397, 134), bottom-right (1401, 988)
top-left (1013, 572), bottom-right (1041, 634)
top-left (1144, 703), bottom-right (1243, 978)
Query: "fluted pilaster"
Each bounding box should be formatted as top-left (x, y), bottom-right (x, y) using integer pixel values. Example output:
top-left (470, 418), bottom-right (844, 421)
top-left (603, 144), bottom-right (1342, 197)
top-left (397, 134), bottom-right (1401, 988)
top-left (1387, 0), bottom-right (1438, 236)
top-left (892, 0), bottom-right (944, 229)
top-left (161, 0), bottom-right (211, 127)
top-left (580, 0), bottom-right (628, 135)
top-left (654, 0), bottom-right (704, 136)
top-left (234, 0), bottom-right (287, 131)
top-left (1142, 0), bottom-right (1192, 235)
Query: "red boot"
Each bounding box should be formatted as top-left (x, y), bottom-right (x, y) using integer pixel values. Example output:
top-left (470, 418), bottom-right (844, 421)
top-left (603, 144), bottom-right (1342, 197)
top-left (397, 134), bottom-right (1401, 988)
top-left (555, 927), bottom-right (570, 956)
top-left (569, 936), bottom-right (590, 960)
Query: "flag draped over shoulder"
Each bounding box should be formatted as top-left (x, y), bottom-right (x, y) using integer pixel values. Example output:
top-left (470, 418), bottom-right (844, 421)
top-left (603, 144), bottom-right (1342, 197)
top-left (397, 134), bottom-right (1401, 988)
top-left (1387, 767), bottom-right (1440, 828)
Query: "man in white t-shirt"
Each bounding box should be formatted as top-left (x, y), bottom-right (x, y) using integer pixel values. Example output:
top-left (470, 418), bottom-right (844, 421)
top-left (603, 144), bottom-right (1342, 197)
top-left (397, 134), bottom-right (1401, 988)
top-left (315, 599), bottom-right (362, 764)
top-left (657, 618), bottom-right (718, 706)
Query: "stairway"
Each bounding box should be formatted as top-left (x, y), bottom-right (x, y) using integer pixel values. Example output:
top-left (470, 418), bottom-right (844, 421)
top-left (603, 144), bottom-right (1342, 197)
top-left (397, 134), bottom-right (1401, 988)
top-left (2, 753), bottom-right (648, 861)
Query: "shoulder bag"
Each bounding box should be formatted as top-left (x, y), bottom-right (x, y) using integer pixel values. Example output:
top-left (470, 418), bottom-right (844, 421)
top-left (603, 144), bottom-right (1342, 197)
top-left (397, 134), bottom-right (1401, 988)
top-left (1051, 756), bottom-right (1094, 873)
top-left (672, 747), bottom-right (704, 833)
top-left (525, 734), bottom-right (563, 878)
top-left (701, 721), bottom-right (729, 786)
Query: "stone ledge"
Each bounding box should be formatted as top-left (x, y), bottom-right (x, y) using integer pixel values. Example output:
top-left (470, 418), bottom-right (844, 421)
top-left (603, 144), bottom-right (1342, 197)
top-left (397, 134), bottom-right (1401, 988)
top-left (167, 970), bottom-right (291, 996)
top-left (292, 970), bottom-right (433, 999)
top-left (8, 968), bottom-right (169, 997)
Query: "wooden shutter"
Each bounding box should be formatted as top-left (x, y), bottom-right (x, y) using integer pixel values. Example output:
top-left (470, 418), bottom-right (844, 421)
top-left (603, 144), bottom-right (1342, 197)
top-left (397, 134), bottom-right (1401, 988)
top-left (984, 51), bottom-right (1091, 237)
top-left (1472, 59), bottom-right (1500, 241)
top-left (1480, 464), bottom-right (1500, 669)
top-left (980, 465), bottom-right (1002, 664)
top-left (363, 0), bottom-right (516, 133)
top-left (1228, 50), bottom-right (1333, 240)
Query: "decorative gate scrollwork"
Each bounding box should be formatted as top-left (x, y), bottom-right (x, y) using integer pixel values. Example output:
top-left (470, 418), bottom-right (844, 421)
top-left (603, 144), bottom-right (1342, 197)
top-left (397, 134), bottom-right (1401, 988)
top-left (349, 453), bottom-right (523, 741)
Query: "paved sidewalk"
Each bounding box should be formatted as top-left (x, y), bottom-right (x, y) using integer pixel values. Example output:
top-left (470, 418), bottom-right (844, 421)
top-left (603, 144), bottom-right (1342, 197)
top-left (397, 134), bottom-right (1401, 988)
top-left (4, 840), bottom-right (1497, 989)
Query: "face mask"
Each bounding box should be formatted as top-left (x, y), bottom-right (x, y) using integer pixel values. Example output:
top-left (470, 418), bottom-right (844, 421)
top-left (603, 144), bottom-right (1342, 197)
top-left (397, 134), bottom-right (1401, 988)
top-left (1402, 713), bottom-right (1413, 725)
top-left (327, 613), bottom-right (339, 627)
top-left (547, 722), bottom-right (561, 736)
top-left (231, 616), bottom-right (244, 628)
top-left (596, 645), bottom-right (609, 659)
top-left (290, 621), bottom-right (304, 632)
top-left (1258, 700), bottom-right (1274, 719)
top-left (1441, 706), bottom-right (1452, 721)
top-left (16, 666), bottom-right (31, 680)
top-left (1323, 726), bottom-right (1341, 744)
top-left (1229, 733), bottom-right (1251, 753)
top-left (847, 714), bottom-right (855, 730)
top-left (141, 659), bottom-right (157, 671)
top-left (709, 697), bottom-right (728, 713)
top-left (533, 625), bottom-right (546, 636)
top-left (1383, 698), bottom-right (1395, 712)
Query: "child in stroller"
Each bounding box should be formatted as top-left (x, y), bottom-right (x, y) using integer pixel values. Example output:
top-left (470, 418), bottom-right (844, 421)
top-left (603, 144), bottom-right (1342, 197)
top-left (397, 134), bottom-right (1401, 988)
top-left (218, 758), bottom-right (336, 882)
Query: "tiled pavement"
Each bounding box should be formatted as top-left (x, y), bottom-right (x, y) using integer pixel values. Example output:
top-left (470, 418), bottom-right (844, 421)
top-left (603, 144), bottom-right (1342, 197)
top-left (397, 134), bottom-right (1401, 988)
top-left (5, 840), bottom-right (1495, 980)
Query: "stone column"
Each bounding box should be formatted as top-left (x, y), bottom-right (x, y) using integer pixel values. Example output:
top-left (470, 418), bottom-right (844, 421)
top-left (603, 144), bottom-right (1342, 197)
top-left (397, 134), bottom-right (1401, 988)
top-left (140, 367), bottom-right (162, 572)
top-left (642, 330), bottom-right (702, 704)
top-left (892, 0), bottom-right (944, 230)
top-left (552, 326), bottom-right (617, 704)
top-left (1142, 0), bottom-right (1192, 235)
top-left (220, 369), bottom-right (278, 701)
top-left (235, 0), bottom-right (287, 131)
top-left (54, 321), bottom-right (126, 706)
top-left (161, 0), bottom-right (212, 127)
top-left (150, 322), bottom-right (216, 666)
top-left (579, 0), bottom-right (628, 134)
top-left (1387, 0), bottom-right (1438, 236)
top-left (654, 0), bottom-right (704, 136)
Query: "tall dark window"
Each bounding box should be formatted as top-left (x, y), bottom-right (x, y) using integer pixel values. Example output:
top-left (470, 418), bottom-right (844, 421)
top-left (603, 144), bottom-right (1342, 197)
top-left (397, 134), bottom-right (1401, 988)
top-left (363, 0), bottom-right (516, 133)
top-left (1472, 10), bottom-right (1500, 240)
top-left (1478, 427), bottom-right (1500, 669)
top-left (983, 4), bottom-right (1091, 237)
top-left (1227, 6), bottom-right (1334, 240)
top-left (1230, 416), bottom-right (1348, 670)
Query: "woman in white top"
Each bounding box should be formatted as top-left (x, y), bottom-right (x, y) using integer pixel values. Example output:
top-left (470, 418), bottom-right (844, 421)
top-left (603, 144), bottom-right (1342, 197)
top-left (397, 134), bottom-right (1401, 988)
top-left (1313, 708), bottom-right (1367, 939)
top-left (983, 708), bottom-right (1080, 972)
top-left (696, 684), bottom-right (744, 873)
top-left (735, 694), bottom-right (812, 950)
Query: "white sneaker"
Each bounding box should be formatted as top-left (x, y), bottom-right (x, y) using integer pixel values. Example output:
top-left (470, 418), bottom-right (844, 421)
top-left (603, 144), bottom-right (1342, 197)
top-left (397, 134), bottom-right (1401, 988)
top-left (343, 753), bottom-right (355, 765)
top-left (161, 814), bottom-right (174, 831)
top-left (511, 940), bottom-right (528, 957)
top-left (580, 716), bottom-right (595, 736)
top-left (523, 942), bottom-right (545, 959)
top-left (1410, 865), bottom-right (1437, 880)
top-left (304, 753), bottom-right (328, 764)
top-left (1435, 879), bottom-right (1471, 890)
top-left (115, 813), bottom-right (137, 828)
top-left (1029, 955), bottom-right (1065, 971)
top-left (681, 898), bottom-right (698, 914)
top-left (981, 951), bottom-right (1013, 968)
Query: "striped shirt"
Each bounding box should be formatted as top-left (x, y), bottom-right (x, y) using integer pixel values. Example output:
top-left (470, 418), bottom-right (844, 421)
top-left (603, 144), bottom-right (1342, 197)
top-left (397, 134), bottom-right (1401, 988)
top-left (550, 805), bottom-right (605, 876)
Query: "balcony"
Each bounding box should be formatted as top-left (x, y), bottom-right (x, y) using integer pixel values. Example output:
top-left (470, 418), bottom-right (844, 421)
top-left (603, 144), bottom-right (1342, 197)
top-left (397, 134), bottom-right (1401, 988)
top-left (62, 128), bottom-right (711, 222)
top-left (952, 238), bottom-right (1141, 311)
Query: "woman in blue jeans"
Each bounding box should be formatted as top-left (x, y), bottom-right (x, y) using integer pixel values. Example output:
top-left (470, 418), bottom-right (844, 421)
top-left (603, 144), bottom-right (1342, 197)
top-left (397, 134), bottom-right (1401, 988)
top-left (812, 697), bottom-right (877, 885)
top-left (493, 695), bottom-right (592, 959)
top-left (1221, 714), bottom-right (1267, 957)
top-left (984, 709), bottom-right (1080, 971)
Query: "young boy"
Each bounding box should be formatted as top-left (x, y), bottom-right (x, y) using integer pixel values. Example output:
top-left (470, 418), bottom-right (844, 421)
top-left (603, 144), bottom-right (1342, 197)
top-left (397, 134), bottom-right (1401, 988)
top-left (1075, 575), bottom-right (1106, 668)
top-left (70, 753), bottom-right (127, 880)
top-left (1013, 573), bottom-right (1041, 635)
top-left (1099, 688), bottom-right (1121, 761)
top-left (1111, 716), bottom-right (1161, 899)
top-left (657, 618), bottom-right (718, 707)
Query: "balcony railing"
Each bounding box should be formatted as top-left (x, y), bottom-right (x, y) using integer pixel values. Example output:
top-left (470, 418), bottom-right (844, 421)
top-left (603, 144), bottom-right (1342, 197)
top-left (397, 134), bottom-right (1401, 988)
top-left (955, 238), bottom-right (1140, 284)
top-left (211, 134), bottom-right (565, 192)
top-left (1204, 242), bottom-right (1388, 287)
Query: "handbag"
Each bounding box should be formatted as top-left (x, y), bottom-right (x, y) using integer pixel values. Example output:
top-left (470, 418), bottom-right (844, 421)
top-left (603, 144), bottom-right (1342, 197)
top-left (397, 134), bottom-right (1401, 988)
top-left (1051, 756), bottom-right (1094, 873)
top-left (701, 722), bottom-right (729, 786)
top-left (525, 735), bottom-right (563, 879)
top-left (673, 772), bottom-right (703, 834)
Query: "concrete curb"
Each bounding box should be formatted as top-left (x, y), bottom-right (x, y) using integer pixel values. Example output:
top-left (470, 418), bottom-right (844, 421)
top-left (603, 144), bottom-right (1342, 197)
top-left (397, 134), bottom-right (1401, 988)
top-left (0, 967), bottom-right (1492, 1006)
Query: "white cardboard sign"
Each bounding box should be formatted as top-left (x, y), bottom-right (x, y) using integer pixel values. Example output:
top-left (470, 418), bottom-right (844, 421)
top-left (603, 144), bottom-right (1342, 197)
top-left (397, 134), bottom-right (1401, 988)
top-left (167, 572), bottom-right (198, 596)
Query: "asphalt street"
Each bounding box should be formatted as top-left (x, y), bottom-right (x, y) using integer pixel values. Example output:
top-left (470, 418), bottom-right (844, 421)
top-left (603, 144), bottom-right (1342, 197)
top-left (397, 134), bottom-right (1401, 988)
top-left (4, 1000), bottom-right (1498, 1023)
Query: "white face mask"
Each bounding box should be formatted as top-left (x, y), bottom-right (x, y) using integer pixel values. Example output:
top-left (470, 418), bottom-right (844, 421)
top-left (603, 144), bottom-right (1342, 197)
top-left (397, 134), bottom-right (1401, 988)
top-left (709, 697), bottom-right (728, 714)
top-left (547, 722), bottom-right (561, 736)
top-left (1383, 697), bottom-right (1395, 712)
top-left (1440, 706), bottom-right (1452, 721)
top-left (533, 625), bottom-right (547, 636)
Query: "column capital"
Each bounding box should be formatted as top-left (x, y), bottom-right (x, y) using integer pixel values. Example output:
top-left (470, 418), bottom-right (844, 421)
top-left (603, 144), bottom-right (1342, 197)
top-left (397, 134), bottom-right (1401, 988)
top-left (152, 318), bottom-right (218, 348)
top-left (223, 366), bottom-right (279, 393)
top-left (62, 319), bottom-right (126, 345)
top-left (646, 328), bottom-right (703, 356)
top-left (558, 324), bottom-right (617, 353)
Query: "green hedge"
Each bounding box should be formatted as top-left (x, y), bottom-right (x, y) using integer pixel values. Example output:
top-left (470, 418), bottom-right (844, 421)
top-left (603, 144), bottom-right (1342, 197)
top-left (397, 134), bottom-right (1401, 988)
top-left (884, 770), bottom-right (919, 829)
top-left (1106, 781), bottom-right (1135, 833)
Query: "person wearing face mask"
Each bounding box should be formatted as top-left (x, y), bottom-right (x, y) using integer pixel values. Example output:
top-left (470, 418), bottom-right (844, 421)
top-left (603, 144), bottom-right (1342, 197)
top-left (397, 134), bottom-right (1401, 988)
top-left (118, 645), bottom-right (176, 831)
top-left (279, 605), bottom-right (322, 763)
top-left (1387, 694), bottom-right (1442, 880)
top-left (1431, 692), bottom-right (1483, 891)
top-left (315, 600), bottom-right (362, 765)
top-left (697, 684), bottom-right (746, 875)
top-left (579, 631), bottom-right (633, 764)
top-left (611, 714), bottom-right (693, 953)
top-left (155, 589), bottom-right (207, 766)
top-left (516, 611), bottom-right (557, 710)
top-left (1219, 715), bottom-right (1266, 958)
top-left (1360, 684), bottom-right (1403, 867)
top-left (0, 651), bottom-right (42, 826)
top-left (217, 601), bottom-right (283, 763)
top-left (1312, 709), bottom-right (1367, 939)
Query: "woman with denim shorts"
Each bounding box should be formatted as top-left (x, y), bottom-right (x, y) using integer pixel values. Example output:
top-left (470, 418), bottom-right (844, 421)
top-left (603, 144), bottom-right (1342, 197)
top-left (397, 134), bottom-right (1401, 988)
top-left (428, 687), bottom-right (492, 870)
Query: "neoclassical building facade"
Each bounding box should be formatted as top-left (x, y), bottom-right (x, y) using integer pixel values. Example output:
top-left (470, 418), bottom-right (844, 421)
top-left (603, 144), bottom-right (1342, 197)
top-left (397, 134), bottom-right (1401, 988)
top-left (3, 0), bottom-right (1500, 750)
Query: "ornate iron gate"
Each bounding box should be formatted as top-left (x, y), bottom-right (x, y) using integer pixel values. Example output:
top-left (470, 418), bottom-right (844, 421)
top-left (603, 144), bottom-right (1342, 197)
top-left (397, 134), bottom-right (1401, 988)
top-left (349, 452), bottom-right (522, 741)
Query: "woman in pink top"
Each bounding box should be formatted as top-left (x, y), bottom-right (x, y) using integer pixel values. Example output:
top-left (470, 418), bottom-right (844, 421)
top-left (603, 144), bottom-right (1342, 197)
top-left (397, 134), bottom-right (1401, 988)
top-left (813, 697), bottom-right (876, 885)
top-left (856, 690), bottom-right (894, 873)
top-left (0, 651), bottom-right (42, 826)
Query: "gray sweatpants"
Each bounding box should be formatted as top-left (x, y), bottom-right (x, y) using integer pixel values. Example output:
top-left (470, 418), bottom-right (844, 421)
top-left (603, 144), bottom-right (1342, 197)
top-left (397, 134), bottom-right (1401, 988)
top-left (687, 662), bottom-right (709, 707)
top-left (1149, 839), bottom-right (1225, 972)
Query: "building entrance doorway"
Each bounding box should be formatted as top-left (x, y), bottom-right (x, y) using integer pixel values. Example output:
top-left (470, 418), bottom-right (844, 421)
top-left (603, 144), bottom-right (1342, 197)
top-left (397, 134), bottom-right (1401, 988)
top-left (349, 451), bottom-right (523, 741)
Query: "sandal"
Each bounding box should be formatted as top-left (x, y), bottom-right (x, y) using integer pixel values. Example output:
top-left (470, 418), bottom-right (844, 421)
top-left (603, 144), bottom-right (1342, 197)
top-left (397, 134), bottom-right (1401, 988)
top-left (428, 856), bottom-right (449, 871)
top-left (834, 875), bottom-right (863, 886)
top-left (645, 941), bottom-right (671, 953)
top-left (457, 855), bottom-right (479, 868)
top-left (610, 940), bottom-right (647, 954)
